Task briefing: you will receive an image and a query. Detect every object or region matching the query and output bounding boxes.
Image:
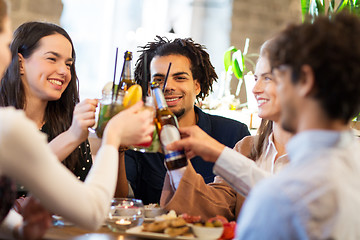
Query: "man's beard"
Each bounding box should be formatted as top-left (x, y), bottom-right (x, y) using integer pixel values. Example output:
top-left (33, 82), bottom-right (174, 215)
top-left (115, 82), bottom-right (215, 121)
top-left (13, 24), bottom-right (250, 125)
top-left (280, 105), bottom-right (297, 134)
top-left (173, 108), bottom-right (186, 119)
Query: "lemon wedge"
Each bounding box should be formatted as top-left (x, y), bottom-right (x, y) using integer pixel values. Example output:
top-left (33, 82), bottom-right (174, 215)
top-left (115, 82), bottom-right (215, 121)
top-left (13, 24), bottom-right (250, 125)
top-left (123, 84), bottom-right (142, 108)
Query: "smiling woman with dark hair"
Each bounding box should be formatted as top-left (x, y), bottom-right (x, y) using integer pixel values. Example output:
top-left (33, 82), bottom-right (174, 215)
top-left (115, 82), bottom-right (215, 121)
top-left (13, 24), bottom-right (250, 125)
top-left (0, 22), bottom-right (95, 186)
top-left (0, 1), bottom-right (154, 238)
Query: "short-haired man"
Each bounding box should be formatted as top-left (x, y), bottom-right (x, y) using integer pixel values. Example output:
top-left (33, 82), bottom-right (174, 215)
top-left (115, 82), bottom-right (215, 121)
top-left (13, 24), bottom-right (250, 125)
top-left (125, 36), bottom-right (250, 204)
top-left (236, 13), bottom-right (360, 239)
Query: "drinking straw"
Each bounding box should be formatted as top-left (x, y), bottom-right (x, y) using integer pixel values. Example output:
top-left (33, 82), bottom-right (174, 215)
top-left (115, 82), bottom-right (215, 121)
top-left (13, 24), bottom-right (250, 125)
top-left (111, 47), bottom-right (119, 102)
top-left (162, 62), bottom-right (172, 92)
top-left (142, 52), bottom-right (148, 102)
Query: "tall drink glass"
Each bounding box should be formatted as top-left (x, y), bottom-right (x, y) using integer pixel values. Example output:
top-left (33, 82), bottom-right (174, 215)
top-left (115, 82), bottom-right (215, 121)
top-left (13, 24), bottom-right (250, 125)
top-left (95, 89), bottom-right (125, 138)
top-left (129, 96), bottom-right (161, 153)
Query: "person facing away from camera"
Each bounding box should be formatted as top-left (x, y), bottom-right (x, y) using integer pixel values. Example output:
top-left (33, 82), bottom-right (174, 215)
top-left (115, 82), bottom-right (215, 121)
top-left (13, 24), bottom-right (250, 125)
top-left (234, 13), bottom-right (360, 239)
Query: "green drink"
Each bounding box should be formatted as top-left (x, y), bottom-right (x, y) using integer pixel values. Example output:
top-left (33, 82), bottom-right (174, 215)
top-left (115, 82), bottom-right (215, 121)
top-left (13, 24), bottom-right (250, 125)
top-left (95, 102), bottom-right (124, 138)
top-left (93, 87), bottom-right (124, 138)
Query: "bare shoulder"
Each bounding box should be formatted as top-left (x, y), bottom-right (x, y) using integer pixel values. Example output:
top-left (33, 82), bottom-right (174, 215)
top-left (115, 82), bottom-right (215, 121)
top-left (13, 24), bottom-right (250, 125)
top-left (233, 135), bottom-right (258, 157)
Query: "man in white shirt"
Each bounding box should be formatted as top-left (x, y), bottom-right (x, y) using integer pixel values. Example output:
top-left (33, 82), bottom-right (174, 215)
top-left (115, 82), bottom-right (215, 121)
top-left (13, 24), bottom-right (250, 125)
top-left (235, 13), bottom-right (360, 239)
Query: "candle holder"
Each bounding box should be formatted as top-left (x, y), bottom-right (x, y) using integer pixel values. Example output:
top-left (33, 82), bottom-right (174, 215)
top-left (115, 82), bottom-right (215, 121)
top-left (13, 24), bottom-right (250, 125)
top-left (105, 198), bottom-right (144, 232)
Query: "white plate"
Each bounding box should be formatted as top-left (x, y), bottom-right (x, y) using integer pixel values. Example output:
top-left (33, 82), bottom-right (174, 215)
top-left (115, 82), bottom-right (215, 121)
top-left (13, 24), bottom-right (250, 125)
top-left (126, 225), bottom-right (195, 239)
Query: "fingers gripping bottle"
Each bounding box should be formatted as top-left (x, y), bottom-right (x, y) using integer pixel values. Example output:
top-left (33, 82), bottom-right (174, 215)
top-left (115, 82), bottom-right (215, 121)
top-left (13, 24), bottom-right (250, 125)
top-left (151, 83), bottom-right (187, 170)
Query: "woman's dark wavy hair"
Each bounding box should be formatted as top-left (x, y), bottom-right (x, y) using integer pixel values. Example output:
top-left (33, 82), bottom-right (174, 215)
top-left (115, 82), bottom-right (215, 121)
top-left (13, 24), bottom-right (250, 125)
top-left (269, 13), bottom-right (360, 122)
top-left (0, 21), bottom-right (80, 170)
top-left (134, 36), bottom-right (217, 100)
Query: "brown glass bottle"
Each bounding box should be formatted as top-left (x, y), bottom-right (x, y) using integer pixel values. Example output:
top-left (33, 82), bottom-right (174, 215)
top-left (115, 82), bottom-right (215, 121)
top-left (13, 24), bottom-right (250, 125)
top-left (151, 83), bottom-right (187, 170)
top-left (119, 51), bottom-right (135, 91)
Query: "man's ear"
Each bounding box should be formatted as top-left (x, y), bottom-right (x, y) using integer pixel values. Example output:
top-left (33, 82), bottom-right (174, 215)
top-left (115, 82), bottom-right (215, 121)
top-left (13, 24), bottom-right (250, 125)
top-left (18, 53), bottom-right (25, 75)
top-left (194, 80), bottom-right (201, 96)
top-left (298, 64), bottom-right (315, 97)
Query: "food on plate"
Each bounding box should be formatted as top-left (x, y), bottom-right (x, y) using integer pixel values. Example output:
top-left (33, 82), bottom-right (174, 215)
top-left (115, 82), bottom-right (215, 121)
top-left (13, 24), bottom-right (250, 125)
top-left (180, 213), bottom-right (202, 224)
top-left (142, 215), bottom-right (193, 237)
top-left (142, 220), bottom-right (169, 233)
top-left (169, 217), bottom-right (187, 228)
top-left (220, 221), bottom-right (236, 240)
top-left (154, 209), bottom-right (177, 221)
top-left (164, 226), bottom-right (190, 238)
top-left (207, 215), bottom-right (228, 225)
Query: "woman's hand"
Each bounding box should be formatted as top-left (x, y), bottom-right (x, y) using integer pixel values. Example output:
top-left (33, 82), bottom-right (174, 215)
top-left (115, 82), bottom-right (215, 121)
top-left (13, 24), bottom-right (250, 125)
top-left (103, 101), bottom-right (154, 148)
top-left (13, 196), bottom-right (28, 213)
top-left (14, 197), bottom-right (52, 240)
top-left (68, 99), bottom-right (98, 143)
top-left (166, 125), bottom-right (225, 162)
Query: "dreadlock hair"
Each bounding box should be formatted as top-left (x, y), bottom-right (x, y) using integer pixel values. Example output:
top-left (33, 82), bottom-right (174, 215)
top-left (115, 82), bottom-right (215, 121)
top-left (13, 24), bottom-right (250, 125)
top-left (134, 36), bottom-right (217, 100)
top-left (0, 21), bottom-right (80, 171)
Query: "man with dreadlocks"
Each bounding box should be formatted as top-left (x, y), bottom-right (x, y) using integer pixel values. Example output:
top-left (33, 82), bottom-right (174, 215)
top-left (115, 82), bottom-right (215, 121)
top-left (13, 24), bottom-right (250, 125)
top-left (124, 36), bottom-right (250, 205)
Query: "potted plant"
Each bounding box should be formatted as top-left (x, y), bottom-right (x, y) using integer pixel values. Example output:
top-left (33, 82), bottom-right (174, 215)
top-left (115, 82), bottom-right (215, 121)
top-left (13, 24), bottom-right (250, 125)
top-left (223, 38), bottom-right (258, 110)
top-left (301, 0), bottom-right (360, 128)
top-left (301, 0), bottom-right (360, 23)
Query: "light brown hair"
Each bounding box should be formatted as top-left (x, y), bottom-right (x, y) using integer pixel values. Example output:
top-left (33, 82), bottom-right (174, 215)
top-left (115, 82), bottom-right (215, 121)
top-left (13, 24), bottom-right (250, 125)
top-left (249, 39), bottom-right (275, 161)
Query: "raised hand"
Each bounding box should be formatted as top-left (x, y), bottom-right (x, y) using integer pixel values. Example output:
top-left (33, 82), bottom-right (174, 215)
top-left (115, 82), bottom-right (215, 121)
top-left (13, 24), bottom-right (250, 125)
top-left (103, 101), bottom-right (154, 148)
top-left (166, 125), bottom-right (225, 162)
top-left (68, 99), bottom-right (98, 143)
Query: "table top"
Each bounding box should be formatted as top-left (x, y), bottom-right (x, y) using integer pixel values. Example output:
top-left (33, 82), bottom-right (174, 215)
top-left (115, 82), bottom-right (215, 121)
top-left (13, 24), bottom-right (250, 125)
top-left (43, 226), bottom-right (142, 240)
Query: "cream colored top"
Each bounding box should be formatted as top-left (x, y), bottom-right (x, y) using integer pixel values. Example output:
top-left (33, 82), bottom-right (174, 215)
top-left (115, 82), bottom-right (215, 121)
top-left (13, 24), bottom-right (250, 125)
top-left (0, 107), bottom-right (119, 236)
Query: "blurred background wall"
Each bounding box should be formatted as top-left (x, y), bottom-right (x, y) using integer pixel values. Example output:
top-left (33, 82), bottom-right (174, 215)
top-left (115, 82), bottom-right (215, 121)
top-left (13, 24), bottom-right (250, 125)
top-left (7, 0), bottom-right (301, 105)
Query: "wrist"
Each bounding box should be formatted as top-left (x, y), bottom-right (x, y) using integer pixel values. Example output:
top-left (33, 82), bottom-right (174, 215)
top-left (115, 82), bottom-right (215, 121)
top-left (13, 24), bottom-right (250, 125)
top-left (102, 121), bottom-right (122, 148)
top-left (12, 224), bottom-right (23, 239)
top-left (65, 128), bottom-right (84, 146)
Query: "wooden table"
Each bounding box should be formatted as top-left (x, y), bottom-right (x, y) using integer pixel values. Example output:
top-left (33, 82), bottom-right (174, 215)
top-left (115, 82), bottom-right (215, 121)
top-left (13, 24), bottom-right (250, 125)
top-left (43, 226), bottom-right (143, 240)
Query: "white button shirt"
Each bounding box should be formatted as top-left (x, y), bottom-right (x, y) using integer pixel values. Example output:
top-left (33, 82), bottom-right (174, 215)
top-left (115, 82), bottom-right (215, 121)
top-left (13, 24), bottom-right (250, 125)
top-left (214, 133), bottom-right (289, 196)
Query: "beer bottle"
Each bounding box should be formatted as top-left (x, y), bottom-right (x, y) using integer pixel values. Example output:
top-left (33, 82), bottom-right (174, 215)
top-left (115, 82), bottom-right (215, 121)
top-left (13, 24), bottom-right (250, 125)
top-left (119, 51), bottom-right (135, 91)
top-left (151, 83), bottom-right (188, 170)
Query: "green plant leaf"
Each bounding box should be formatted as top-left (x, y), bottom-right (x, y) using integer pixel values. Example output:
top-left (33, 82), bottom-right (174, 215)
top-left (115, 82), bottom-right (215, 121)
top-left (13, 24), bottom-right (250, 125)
top-left (328, 0), bottom-right (335, 15)
top-left (352, 0), bottom-right (360, 15)
top-left (301, 0), bottom-right (311, 21)
top-left (315, 0), bottom-right (325, 14)
top-left (232, 50), bottom-right (244, 79)
top-left (224, 46), bottom-right (237, 72)
top-left (337, 0), bottom-right (350, 12)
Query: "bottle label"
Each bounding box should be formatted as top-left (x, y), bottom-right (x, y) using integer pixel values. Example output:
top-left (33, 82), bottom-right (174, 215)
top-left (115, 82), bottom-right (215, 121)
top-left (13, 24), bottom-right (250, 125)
top-left (165, 150), bottom-right (186, 161)
top-left (160, 125), bottom-right (180, 146)
top-left (160, 124), bottom-right (186, 162)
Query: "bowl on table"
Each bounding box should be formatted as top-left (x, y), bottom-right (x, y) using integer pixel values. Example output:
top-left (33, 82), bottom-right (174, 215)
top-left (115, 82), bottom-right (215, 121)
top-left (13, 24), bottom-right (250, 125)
top-left (105, 198), bottom-right (144, 232)
top-left (144, 204), bottom-right (166, 218)
top-left (191, 224), bottom-right (224, 240)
